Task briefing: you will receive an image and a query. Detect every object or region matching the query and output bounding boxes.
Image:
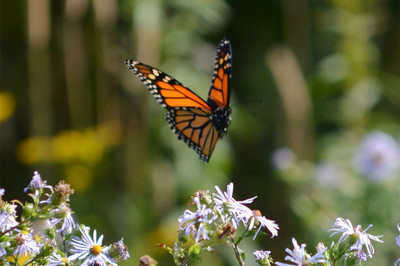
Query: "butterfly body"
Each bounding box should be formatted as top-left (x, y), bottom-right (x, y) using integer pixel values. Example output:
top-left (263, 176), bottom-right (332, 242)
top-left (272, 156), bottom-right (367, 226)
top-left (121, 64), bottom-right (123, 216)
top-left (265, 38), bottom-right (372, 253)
top-left (125, 38), bottom-right (232, 162)
top-left (210, 107), bottom-right (231, 135)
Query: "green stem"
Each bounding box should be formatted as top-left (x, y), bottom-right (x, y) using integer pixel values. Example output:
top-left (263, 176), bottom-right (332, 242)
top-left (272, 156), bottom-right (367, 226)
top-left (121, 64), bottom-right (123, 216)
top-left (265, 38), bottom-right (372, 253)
top-left (232, 239), bottom-right (244, 266)
top-left (179, 256), bottom-right (190, 266)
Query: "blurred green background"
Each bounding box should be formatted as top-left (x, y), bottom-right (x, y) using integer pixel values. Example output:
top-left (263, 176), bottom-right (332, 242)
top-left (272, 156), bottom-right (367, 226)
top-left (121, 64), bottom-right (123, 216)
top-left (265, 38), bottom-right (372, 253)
top-left (0, 0), bottom-right (399, 265)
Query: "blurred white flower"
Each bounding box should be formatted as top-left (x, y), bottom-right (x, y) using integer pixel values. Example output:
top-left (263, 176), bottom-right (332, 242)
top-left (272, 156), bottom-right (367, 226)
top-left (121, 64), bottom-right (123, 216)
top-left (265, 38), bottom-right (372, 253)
top-left (314, 162), bottom-right (344, 188)
top-left (275, 238), bottom-right (326, 266)
top-left (329, 217), bottom-right (383, 258)
top-left (271, 148), bottom-right (295, 170)
top-left (354, 131), bottom-right (400, 181)
top-left (396, 223), bottom-right (400, 247)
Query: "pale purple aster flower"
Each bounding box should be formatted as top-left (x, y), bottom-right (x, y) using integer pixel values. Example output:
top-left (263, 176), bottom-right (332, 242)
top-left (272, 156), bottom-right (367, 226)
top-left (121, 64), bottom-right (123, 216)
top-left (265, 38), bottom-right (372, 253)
top-left (109, 238), bottom-right (130, 261)
top-left (13, 229), bottom-right (41, 258)
top-left (178, 197), bottom-right (217, 243)
top-left (68, 227), bottom-right (116, 265)
top-left (254, 250), bottom-right (271, 263)
top-left (0, 188), bottom-right (4, 196)
top-left (329, 217), bottom-right (383, 258)
top-left (0, 247), bottom-right (5, 257)
top-left (24, 171), bottom-right (53, 195)
top-left (213, 182), bottom-right (256, 229)
top-left (354, 131), bottom-right (400, 181)
top-left (0, 210), bottom-right (18, 232)
top-left (49, 252), bottom-right (70, 266)
top-left (271, 147), bottom-right (295, 170)
top-left (354, 250), bottom-right (368, 262)
top-left (275, 238), bottom-right (327, 266)
top-left (0, 210), bottom-right (11, 231)
top-left (50, 204), bottom-right (76, 235)
top-left (395, 224), bottom-right (400, 266)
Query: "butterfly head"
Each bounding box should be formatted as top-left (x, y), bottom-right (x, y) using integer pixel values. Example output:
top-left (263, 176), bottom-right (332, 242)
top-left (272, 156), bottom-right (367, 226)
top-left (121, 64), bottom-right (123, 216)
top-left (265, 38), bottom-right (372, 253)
top-left (211, 107), bottom-right (231, 136)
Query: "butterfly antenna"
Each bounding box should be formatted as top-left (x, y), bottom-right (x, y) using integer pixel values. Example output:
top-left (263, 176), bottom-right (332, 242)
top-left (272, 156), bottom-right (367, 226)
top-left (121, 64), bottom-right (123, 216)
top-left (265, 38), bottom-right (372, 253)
top-left (231, 99), bottom-right (264, 107)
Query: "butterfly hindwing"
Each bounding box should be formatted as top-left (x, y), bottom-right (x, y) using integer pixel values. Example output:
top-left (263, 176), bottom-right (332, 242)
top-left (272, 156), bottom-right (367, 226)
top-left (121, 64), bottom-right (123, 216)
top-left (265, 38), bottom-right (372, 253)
top-left (166, 107), bottom-right (220, 162)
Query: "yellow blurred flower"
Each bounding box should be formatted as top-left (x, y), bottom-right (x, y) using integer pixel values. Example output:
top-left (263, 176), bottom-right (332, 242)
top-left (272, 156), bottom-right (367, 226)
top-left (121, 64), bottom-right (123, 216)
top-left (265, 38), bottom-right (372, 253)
top-left (15, 121), bottom-right (121, 191)
top-left (65, 165), bottom-right (93, 191)
top-left (0, 92), bottom-right (16, 123)
top-left (15, 136), bottom-right (52, 164)
top-left (7, 254), bottom-right (30, 265)
top-left (15, 120), bottom-right (121, 165)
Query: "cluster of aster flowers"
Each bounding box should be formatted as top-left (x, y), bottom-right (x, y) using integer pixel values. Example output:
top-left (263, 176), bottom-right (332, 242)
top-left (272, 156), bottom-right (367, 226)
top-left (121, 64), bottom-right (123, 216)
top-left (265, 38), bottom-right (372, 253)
top-left (0, 171), bottom-right (129, 265)
top-left (254, 217), bottom-right (385, 266)
top-left (160, 182), bottom-right (279, 265)
top-left (149, 182), bottom-right (388, 266)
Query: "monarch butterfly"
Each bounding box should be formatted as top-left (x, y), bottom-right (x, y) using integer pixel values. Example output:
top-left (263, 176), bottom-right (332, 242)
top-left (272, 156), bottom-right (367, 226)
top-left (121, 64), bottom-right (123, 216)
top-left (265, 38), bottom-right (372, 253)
top-left (125, 38), bottom-right (232, 162)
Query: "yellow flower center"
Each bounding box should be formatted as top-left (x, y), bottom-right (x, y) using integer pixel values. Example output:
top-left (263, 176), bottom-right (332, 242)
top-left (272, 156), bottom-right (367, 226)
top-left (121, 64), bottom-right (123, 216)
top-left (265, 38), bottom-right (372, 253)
top-left (90, 245), bottom-right (103, 256)
top-left (34, 233), bottom-right (44, 243)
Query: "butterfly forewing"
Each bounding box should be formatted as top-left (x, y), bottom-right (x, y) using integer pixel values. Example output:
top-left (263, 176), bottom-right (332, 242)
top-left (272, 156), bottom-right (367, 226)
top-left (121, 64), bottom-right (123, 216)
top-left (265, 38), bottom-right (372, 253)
top-left (125, 60), bottom-right (210, 110)
top-left (208, 38), bottom-right (232, 108)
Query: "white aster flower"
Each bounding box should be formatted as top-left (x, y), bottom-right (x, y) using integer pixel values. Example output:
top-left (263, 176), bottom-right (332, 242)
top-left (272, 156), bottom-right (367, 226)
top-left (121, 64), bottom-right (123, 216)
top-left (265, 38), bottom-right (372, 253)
top-left (49, 251), bottom-right (70, 266)
top-left (13, 229), bottom-right (41, 258)
top-left (178, 197), bottom-right (217, 243)
top-left (0, 188), bottom-right (4, 196)
top-left (238, 210), bottom-right (279, 239)
top-left (329, 217), bottom-right (383, 258)
top-left (254, 249), bottom-right (271, 263)
top-left (4, 202), bottom-right (17, 216)
top-left (69, 227), bottom-right (115, 265)
top-left (24, 171), bottom-right (53, 195)
top-left (213, 182), bottom-right (256, 229)
top-left (354, 131), bottom-right (400, 181)
top-left (275, 238), bottom-right (327, 266)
